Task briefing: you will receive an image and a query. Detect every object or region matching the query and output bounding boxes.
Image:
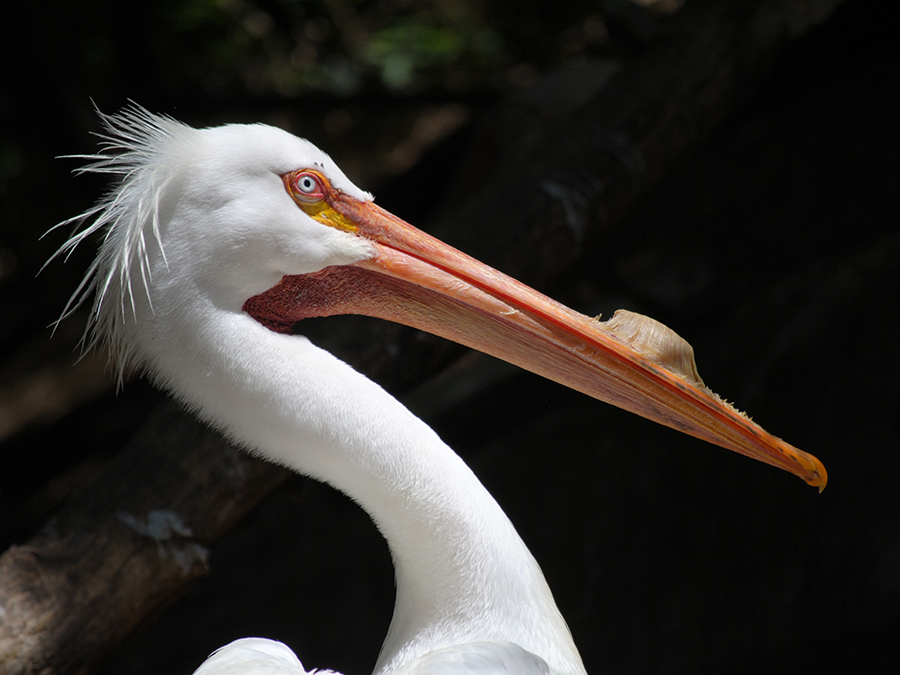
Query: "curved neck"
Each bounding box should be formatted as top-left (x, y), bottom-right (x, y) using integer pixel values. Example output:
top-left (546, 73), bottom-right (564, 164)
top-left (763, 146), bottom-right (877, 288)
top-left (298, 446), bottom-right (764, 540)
top-left (138, 300), bottom-right (584, 675)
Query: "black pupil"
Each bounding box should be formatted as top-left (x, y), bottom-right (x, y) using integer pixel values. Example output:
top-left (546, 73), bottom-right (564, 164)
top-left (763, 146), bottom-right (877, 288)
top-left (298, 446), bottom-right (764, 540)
top-left (301, 177), bottom-right (315, 192)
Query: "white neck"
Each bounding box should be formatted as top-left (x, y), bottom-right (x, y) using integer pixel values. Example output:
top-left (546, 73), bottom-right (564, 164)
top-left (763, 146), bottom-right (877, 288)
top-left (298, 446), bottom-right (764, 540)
top-left (134, 292), bottom-right (584, 675)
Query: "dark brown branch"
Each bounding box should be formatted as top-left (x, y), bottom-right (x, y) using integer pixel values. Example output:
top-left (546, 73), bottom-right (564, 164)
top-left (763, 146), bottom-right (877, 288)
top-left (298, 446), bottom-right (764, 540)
top-left (0, 402), bottom-right (291, 675)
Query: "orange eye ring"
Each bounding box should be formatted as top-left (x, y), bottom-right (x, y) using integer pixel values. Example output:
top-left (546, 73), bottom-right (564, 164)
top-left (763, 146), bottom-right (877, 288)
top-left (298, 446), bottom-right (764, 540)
top-left (289, 171), bottom-right (326, 203)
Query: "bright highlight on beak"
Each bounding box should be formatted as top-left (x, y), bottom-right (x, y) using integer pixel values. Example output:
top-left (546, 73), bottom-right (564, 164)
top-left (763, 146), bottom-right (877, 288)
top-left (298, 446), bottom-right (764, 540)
top-left (244, 169), bottom-right (827, 491)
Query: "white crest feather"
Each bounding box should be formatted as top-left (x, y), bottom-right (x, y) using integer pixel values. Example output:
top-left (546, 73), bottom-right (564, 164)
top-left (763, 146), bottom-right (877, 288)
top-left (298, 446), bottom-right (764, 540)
top-left (44, 103), bottom-right (201, 383)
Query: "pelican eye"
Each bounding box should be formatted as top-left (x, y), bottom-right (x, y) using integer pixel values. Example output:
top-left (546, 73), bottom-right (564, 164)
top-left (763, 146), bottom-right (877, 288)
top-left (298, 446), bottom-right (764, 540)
top-left (290, 171), bottom-right (326, 203)
top-left (283, 169), bottom-right (358, 233)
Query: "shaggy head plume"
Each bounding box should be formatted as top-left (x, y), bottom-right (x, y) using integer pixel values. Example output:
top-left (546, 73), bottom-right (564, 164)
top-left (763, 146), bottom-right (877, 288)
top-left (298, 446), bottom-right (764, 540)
top-left (45, 104), bottom-right (200, 383)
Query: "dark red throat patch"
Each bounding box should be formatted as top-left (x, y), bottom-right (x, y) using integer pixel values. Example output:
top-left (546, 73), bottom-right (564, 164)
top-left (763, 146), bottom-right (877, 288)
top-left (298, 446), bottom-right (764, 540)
top-left (242, 266), bottom-right (430, 335)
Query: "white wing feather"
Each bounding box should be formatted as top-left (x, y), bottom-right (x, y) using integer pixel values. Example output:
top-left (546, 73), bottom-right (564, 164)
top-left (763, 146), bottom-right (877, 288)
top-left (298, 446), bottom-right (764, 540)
top-left (193, 638), bottom-right (337, 675)
top-left (193, 639), bottom-right (550, 675)
top-left (395, 642), bottom-right (551, 675)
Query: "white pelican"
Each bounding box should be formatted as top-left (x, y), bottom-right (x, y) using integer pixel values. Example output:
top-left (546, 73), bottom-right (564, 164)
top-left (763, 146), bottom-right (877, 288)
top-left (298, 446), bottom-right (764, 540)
top-left (49, 106), bottom-right (825, 675)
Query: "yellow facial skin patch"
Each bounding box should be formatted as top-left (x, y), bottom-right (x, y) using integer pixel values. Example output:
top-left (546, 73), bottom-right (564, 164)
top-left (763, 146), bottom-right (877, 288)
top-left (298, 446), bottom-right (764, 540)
top-left (282, 169), bottom-right (360, 233)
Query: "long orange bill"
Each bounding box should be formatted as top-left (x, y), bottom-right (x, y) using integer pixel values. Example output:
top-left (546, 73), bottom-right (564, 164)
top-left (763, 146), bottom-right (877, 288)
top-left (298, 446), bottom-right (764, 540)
top-left (243, 169), bottom-right (826, 491)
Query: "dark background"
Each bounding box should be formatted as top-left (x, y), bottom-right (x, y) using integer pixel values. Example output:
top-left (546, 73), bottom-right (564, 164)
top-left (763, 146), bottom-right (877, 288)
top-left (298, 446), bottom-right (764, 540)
top-left (1, 1), bottom-right (898, 673)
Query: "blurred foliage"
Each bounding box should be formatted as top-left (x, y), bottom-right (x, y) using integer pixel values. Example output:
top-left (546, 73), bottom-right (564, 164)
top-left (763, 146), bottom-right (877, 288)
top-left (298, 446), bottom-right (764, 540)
top-left (158, 0), bottom-right (593, 97)
top-left (65, 0), bottom-right (662, 101)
